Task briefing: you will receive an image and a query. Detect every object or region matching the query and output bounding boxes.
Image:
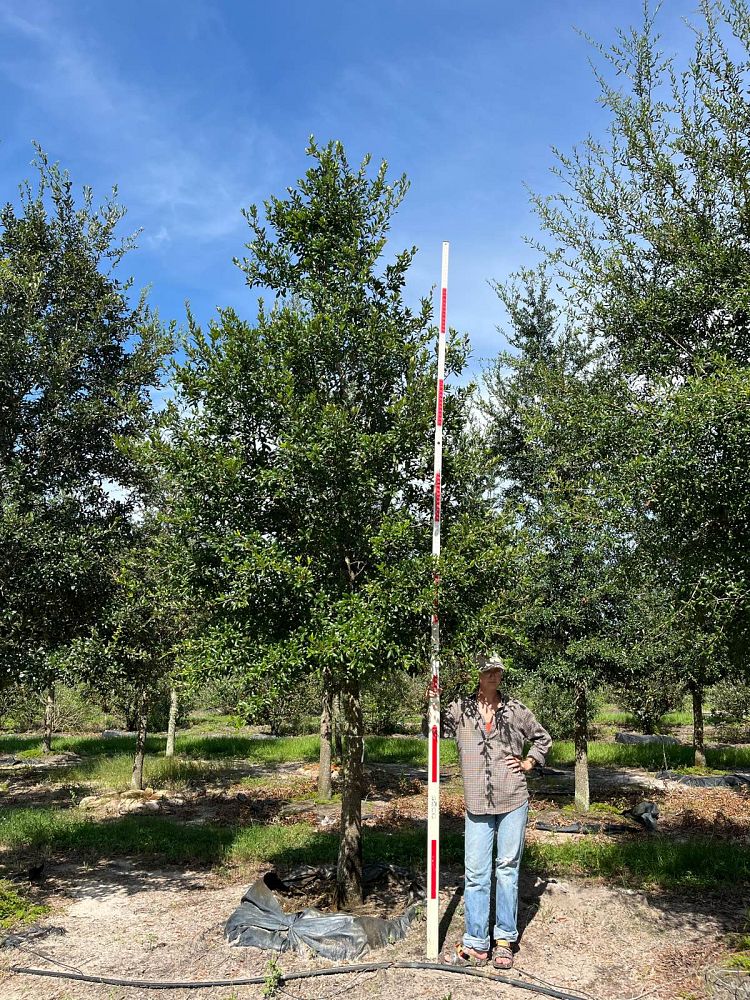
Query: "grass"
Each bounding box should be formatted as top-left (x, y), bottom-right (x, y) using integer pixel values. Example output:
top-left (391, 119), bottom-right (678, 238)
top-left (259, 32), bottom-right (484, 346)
top-left (547, 740), bottom-right (750, 771)
top-left (593, 707), bottom-right (695, 727)
top-left (594, 709), bottom-right (638, 726)
top-left (0, 878), bottom-right (49, 930)
top-left (525, 836), bottom-right (750, 888)
top-left (53, 755), bottom-right (237, 791)
top-left (2, 806), bottom-right (750, 890)
top-left (6, 728), bottom-right (750, 775)
top-left (182, 713), bottom-right (243, 734)
top-left (662, 709), bottom-right (694, 726)
top-left (0, 807), bottom-right (465, 869)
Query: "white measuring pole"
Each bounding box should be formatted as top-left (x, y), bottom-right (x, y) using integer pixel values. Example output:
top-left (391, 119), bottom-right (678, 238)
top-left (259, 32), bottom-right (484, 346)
top-left (426, 241), bottom-right (449, 961)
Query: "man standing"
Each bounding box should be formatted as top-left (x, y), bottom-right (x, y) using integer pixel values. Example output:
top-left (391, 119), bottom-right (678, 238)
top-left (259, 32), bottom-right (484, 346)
top-left (438, 653), bottom-right (551, 970)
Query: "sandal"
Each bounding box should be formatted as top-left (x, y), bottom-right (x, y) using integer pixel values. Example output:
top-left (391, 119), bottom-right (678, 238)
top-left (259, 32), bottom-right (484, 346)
top-left (492, 940), bottom-right (514, 970)
top-left (441, 942), bottom-right (488, 967)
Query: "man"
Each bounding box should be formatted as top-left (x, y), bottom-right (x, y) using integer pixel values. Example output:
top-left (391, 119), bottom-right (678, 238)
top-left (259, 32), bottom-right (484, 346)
top-left (436, 653), bottom-right (551, 970)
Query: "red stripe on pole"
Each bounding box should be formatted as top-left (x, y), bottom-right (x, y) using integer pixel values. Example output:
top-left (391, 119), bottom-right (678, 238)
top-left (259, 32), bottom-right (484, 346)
top-left (434, 472), bottom-right (441, 522)
top-left (430, 840), bottom-right (438, 899)
top-left (436, 379), bottom-right (444, 427)
top-left (440, 288), bottom-right (447, 333)
top-left (431, 725), bottom-right (438, 783)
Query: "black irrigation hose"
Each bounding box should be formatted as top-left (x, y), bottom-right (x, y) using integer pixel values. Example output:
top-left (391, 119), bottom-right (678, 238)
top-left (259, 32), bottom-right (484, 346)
top-left (12, 961), bottom-right (587, 1000)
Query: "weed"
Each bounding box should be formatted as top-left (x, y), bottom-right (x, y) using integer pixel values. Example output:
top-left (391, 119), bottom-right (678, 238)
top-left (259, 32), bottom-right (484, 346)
top-left (262, 957), bottom-right (284, 998)
top-left (0, 878), bottom-right (49, 930)
top-left (725, 953), bottom-right (750, 970)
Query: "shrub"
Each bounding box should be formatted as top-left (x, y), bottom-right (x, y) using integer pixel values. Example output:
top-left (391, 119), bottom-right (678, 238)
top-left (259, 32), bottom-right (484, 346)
top-left (362, 671), bottom-right (422, 735)
top-left (708, 680), bottom-right (750, 742)
top-left (613, 672), bottom-right (685, 734)
top-left (515, 677), bottom-right (601, 740)
top-left (0, 684), bottom-right (114, 733)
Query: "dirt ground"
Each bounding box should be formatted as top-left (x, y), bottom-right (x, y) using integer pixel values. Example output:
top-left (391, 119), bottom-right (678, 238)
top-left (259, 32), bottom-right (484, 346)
top-left (0, 852), bottom-right (742, 1000)
top-left (1, 757), bottom-right (748, 999)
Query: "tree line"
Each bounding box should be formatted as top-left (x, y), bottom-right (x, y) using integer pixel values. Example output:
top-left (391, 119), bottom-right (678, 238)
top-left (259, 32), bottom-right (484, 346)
top-left (2, 2), bottom-right (749, 903)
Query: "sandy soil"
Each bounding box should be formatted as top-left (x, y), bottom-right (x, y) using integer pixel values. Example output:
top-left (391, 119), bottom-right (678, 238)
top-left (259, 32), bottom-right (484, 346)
top-left (1, 754), bottom-right (747, 999)
top-left (0, 855), bottom-right (740, 1000)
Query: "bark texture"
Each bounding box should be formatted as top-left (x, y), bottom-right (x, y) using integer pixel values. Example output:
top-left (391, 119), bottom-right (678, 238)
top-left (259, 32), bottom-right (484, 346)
top-left (131, 690), bottom-right (149, 790)
top-left (318, 684), bottom-right (333, 800)
top-left (573, 683), bottom-right (590, 813)
top-left (333, 692), bottom-right (343, 760)
top-left (42, 687), bottom-right (55, 754)
top-left (691, 683), bottom-right (706, 768)
top-left (166, 687), bottom-right (178, 758)
top-left (334, 678), bottom-right (364, 908)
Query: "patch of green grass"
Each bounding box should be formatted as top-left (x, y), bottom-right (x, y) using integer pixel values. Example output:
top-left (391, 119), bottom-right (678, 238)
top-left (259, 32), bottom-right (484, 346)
top-left (2, 807), bottom-right (749, 890)
top-left (6, 730), bottom-right (750, 781)
top-left (0, 807), bottom-right (232, 865)
top-left (55, 755), bottom-right (236, 791)
top-left (525, 836), bottom-right (750, 888)
top-left (561, 800), bottom-right (624, 815)
top-left (366, 737), bottom-right (457, 767)
top-left (0, 808), bottom-right (466, 870)
top-left (177, 734), bottom-right (321, 763)
top-left (184, 713), bottom-right (244, 733)
top-left (593, 706), bottom-right (696, 728)
top-left (0, 878), bottom-right (49, 930)
top-left (725, 954), bottom-right (750, 970)
top-left (594, 709), bottom-right (637, 725)
top-left (547, 741), bottom-right (750, 771)
top-left (662, 710), bottom-right (693, 726)
top-left (0, 736), bottom-right (45, 755)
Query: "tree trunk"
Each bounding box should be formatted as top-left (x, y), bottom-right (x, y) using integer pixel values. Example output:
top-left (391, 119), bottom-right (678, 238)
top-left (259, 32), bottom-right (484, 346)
top-left (42, 687), bottom-right (55, 754)
top-left (691, 683), bottom-right (706, 768)
top-left (165, 687), bottom-right (178, 758)
top-left (333, 692), bottom-right (343, 760)
top-left (318, 684), bottom-right (333, 800)
top-left (334, 678), bottom-right (364, 908)
top-left (131, 690), bottom-right (149, 790)
top-left (573, 683), bottom-right (590, 813)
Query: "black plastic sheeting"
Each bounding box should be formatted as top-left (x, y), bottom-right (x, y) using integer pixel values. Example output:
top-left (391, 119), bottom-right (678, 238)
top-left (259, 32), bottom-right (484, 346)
top-left (534, 821), bottom-right (634, 835)
top-left (615, 732), bottom-right (678, 745)
top-left (225, 863), bottom-right (424, 960)
top-left (657, 770), bottom-right (750, 788)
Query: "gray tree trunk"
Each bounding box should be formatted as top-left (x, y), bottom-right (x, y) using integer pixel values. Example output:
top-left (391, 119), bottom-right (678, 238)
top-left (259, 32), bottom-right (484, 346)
top-left (574, 683), bottom-right (590, 813)
top-left (334, 678), bottom-right (364, 908)
top-left (165, 687), bottom-right (178, 758)
top-left (333, 692), bottom-right (343, 760)
top-left (692, 683), bottom-right (706, 767)
top-left (318, 685), bottom-right (333, 800)
top-left (131, 690), bottom-right (149, 790)
top-left (42, 687), bottom-right (55, 754)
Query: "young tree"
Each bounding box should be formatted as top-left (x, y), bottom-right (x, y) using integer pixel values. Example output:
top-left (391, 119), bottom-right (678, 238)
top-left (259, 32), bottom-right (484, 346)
top-left (158, 140), bottom-right (491, 904)
top-left (68, 520), bottom-right (187, 788)
top-left (0, 150), bottom-right (167, 733)
top-left (529, 2), bottom-right (750, 713)
top-left (485, 273), bottom-right (634, 810)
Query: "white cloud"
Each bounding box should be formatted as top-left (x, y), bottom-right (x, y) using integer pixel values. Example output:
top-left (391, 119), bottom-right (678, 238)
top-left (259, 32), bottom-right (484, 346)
top-left (0, 0), bottom-right (282, 248)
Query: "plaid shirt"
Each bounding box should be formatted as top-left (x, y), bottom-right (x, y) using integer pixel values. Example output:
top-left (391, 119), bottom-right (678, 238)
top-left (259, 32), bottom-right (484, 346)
top-left (441, 693), bottom-right (552, 815)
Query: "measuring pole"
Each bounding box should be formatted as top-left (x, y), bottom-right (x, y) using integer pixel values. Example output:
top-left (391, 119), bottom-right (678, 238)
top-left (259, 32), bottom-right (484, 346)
top-left (426, 241), bottom-right (449, 961)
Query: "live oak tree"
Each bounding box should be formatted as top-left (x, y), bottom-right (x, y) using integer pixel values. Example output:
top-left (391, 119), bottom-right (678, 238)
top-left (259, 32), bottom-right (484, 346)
top-left (67, 519), bottom-right (188, 788)
top-left (0, 150), bottom-right (166, 748)
top-left (158, 140), bottom-right (490, 905)
top-left (526, 2), bottom-right (750, 759)
top-left (485, 273), bottom-right (635, 810)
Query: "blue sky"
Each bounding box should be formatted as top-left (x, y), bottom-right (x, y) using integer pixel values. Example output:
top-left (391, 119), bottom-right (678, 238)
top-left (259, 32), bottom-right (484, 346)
top-left (0, 1), bottom-right (699, 375)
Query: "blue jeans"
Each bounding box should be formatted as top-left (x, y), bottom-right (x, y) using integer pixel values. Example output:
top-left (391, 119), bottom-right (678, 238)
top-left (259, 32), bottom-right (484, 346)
top-left (463, 802), bottom-right (528, 952)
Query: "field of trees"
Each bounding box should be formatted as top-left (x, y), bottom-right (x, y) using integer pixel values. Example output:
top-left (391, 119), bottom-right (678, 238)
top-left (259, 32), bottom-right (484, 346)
top-left (1, 3), bottom-right (750, 999)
